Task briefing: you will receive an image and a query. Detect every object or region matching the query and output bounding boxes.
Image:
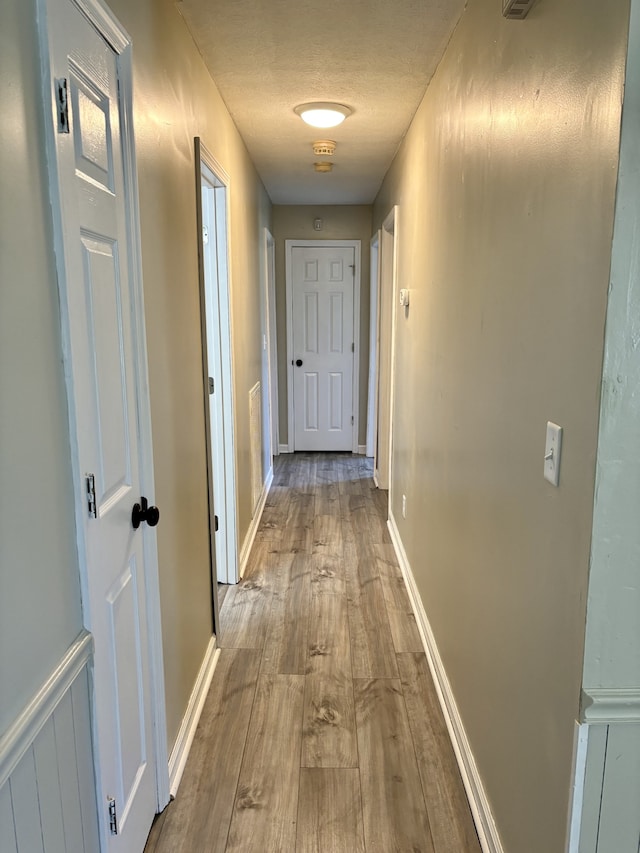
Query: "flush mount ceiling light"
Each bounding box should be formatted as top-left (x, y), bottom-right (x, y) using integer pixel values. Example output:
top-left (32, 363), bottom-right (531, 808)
top-left (295, 102), bottom-right (352, 128)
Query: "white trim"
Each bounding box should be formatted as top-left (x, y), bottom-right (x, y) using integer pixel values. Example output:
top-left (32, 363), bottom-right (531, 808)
top-left (351, 241), bottom-right (362, 454)
top-left (366, 231), bottom-right (380, 459)
top-left (37, 0), bottom-right (170, 815)
top-left (580, 687), bottom-right (640, 723)
top-left (386, 207), bottom-right (400, 503)
top-left (285, 239), bottom-right (361, 453)
top-left (239, 467), bottom-right (274, 578)
top-left (264, 228), bottom-right (279, 457)
top-left (0, 631), bottom-right (93, 789)
top-left (387, 510), bottom-right (504, 853)
top-left (566, 723), bottom-right (589, 853)
top-left (279, 443), bottom-right (292, 454)
top-left (374, 208), bottom-right (398, 490)
top-left (168, 638), bottom-right (221, 797)
top-left (357, 444), bottom-right (367, 455)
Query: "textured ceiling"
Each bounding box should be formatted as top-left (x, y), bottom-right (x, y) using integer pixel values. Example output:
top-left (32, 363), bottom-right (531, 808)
top-left (178, 0), bottom-right (466, 204)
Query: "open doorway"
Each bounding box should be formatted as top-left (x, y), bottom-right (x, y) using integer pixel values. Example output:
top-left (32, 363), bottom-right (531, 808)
top-left (195, 139), bottom-right (238, 604)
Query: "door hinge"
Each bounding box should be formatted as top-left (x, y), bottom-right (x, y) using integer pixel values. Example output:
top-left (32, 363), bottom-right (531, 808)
top-left (56, 78), bottom-right (70, 134)
top-left (349, 263), bottom-right (355, 275)
top-left (351, 415), bottom-right (354, 425)
top-left (86, 473), bottom-right (96, 519)
top-left (208, 376), bottom-right (214, 395)
top-left (214, 514), bottom-right (219, 532)
top-left (107, 797), bottom-right (118, 835)
top-left (351, 342), bottom-right (354, 353)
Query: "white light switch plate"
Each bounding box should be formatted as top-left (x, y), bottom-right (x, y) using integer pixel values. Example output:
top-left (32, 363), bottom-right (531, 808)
top-left (544, 422), bottom-right (563, 486)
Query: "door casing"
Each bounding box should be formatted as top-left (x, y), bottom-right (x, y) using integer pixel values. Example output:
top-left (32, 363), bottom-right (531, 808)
top-left (285, 239), bottom-right (361, 453)
top-left (375, 207), bottom-right (399, 490)
top-left (366, 231), bottom-right (381, 458)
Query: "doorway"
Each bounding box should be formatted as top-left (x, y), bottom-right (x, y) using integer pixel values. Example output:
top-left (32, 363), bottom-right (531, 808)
top-left (285, 240), bottom-right (361, 452)
top-left (195, 140), bottom-right (238, 589)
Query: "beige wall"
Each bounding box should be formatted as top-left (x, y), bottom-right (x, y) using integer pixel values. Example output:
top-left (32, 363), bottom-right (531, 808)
top-left (106, 0), bottom-right (272, 749)
top-left (0, 0), bottom-right (83, 736)
top-left (372, 0), bottom-right (629, 850)
top-left (272, 205), bottom-right (373, 448)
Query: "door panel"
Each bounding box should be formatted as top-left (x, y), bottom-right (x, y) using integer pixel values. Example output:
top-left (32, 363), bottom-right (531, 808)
top-left (45, 1), bottom-right (157, 848)
top-left (292, 246), bottom-right (354, 451)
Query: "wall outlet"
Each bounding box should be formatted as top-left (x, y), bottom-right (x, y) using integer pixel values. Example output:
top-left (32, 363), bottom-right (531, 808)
top-left (402, 494), bottom-right (407, 518)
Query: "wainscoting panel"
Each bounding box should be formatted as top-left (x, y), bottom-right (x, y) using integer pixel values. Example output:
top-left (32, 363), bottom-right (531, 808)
top-left (568, 690), bottom-right (640, 853)
top-left (0, 633), bottom-right (99, 852)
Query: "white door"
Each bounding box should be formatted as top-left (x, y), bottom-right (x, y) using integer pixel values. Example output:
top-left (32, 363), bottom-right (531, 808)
top-left (42, 1), bottom-right (161, 847)
top-left (291, 246), bottom-right (355, 451)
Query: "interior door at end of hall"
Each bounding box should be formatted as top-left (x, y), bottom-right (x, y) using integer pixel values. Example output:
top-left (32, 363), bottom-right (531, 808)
top-left (292, 246), bottom-right (355, 451)
top-left (46, 1), bottom-right (158, 849)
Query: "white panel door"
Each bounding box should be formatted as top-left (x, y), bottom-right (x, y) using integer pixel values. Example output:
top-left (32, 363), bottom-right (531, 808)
top-left (292, 246), bottom-right (354, 451)
top-left (45, 2), bottom-right (157, 849)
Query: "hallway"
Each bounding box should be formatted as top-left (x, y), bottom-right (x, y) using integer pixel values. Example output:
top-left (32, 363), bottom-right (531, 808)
top-left (145, 453), bottom-right (481, 852)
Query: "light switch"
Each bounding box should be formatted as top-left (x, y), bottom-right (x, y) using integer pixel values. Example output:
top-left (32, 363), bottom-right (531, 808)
top-left (544, 422), bottom-right (562, 486)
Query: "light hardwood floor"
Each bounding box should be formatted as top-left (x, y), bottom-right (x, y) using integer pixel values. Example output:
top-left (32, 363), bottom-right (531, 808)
top-left (145, 453), bottom-right (481, 853)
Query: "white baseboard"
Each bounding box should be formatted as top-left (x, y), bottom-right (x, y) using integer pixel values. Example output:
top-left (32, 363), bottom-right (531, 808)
top-left (387, 511), bottom-right (504, 853)
top-left (278, 443), bottom-right (292, 454)
top-left (168, 637), bottom-right (220, 797)
top-left (357, 444), bottom-right (367, 455)
top-left (239, 467), bottom-right (273, 579)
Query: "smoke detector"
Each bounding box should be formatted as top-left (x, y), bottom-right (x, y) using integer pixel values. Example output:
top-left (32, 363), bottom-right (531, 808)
top-left (314, 162), bottom-right (333, 173)
top-left (502, 0), bottom-right (536, 18)
top-left (312, 140), bottom-right (336, 157)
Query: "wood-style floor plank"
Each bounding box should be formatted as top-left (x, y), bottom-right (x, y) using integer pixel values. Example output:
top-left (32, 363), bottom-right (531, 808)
top-left (226, 674), bottom-right (305, 852)
top-left (381, 574), bottom-right (424, 653)
top-left (345, 550), bottom-right (399, 679)
top-left (261, 552), bottom-right (310, 675)
top-left (303, 587), bottom-right (357, 767)
top-left (355, 678), bottom-right (435, 853)
top-left (398, 653), bottom-right (482, 853)
top-left (217, 540), bottom-right (273, 649)
top-left (296, 769), bottom-right (365, 853)
top-left (145, 648), bottom-right (261, 853)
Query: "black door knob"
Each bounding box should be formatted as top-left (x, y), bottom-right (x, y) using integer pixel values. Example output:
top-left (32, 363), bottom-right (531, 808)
top-left (132, 496), bottom-right (160, 529)
top-left (296, 358), bottom-right (303, 367)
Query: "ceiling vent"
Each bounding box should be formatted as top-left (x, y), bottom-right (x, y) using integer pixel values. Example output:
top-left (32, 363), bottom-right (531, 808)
top-left (502, 0), bottom-right (536, 18)
top-left (312, 140), bottom-right (336, 157)
top-left (314, 162), bottom-right (333, 173)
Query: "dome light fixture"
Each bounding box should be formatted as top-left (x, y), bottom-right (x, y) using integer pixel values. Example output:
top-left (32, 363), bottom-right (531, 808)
top-left (294, 102), bottom-right (352, 128)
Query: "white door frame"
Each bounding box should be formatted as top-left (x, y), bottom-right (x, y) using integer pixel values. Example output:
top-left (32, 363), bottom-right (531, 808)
top-left (375, 207), bottom-right (399, 490)
top-left (264, 228), bottom-right (279, 458)
top-left (37, 0), bottom-right (170, 822)
top-left (285, 239), bottom-right (361, 453)
top-left (366, 231), bottom-right (381, 458)
top-left (195, 139), bottom-right (239, 586)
